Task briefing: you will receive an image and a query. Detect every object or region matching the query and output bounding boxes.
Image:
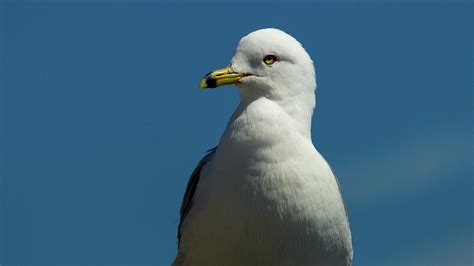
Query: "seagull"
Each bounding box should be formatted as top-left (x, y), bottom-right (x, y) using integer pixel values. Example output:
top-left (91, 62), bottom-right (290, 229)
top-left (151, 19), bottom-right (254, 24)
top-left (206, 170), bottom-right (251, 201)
top-left (173, 28), bottom-right (353, 266)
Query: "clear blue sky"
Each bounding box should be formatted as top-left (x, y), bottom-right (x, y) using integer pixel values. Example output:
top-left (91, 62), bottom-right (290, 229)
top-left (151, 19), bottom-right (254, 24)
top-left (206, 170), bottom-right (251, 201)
top-left (1, 1), bottom-right (472, 265)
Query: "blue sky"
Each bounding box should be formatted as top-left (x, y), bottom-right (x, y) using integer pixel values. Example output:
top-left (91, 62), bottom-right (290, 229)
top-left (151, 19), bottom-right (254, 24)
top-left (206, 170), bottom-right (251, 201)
top-left (1, 1), bottom-right (472, 265)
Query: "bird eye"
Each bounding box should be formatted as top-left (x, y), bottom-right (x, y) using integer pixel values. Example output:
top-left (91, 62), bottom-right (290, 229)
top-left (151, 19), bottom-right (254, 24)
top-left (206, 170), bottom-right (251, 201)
top-left (263, 55), bottom-right (277, 65)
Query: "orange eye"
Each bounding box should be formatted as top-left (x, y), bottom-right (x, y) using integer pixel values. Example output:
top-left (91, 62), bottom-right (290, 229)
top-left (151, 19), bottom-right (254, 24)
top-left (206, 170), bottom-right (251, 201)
top-left (263, 55), bottom-right (277, 65)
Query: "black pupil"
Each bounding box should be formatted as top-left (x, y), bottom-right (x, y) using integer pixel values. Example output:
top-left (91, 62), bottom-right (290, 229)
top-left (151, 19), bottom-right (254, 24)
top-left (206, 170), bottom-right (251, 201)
top-left (265, 56), bottom-right (275, 63)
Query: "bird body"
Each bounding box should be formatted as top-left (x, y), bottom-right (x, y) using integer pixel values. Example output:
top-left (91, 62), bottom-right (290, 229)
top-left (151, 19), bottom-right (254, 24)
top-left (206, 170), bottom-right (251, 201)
top-left (173, 28), bottom-right (352, 266)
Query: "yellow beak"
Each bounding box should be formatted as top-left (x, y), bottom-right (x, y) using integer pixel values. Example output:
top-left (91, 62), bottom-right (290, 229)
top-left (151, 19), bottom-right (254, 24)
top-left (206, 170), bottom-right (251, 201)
top-left (199, 66), bottom-right (252, 89)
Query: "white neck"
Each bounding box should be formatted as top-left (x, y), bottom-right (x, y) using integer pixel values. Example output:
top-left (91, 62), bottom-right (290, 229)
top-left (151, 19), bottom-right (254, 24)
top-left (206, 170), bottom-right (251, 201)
top-left (236, 86), bottom-right (316, 141)
top-left (218, 95), bottom-right (315, 159)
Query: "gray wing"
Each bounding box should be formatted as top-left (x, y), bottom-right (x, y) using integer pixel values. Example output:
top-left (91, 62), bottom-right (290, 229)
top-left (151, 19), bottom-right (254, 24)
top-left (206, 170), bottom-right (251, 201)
top-left (177, 147), bottom-right (217, 245)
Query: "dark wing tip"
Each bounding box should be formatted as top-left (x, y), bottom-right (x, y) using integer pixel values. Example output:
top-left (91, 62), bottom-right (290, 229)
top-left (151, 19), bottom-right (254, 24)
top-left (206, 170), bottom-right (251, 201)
top-left (177, 147), bottom-right (217, 245)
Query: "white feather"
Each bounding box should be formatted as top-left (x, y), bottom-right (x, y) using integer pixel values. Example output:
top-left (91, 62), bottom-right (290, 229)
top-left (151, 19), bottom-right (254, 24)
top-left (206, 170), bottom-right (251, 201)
top-left (174, 28), bottom-right (352, 266)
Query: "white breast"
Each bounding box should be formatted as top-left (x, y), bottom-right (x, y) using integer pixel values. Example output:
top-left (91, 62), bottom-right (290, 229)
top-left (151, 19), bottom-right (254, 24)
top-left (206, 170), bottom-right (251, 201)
top-left (175, 99), bottom-right (352, 266)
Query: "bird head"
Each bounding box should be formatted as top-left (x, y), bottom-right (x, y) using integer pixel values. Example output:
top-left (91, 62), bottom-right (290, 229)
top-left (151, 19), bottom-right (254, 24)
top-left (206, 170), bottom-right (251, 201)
top-left (200, 28), bottom-right (316, 104)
